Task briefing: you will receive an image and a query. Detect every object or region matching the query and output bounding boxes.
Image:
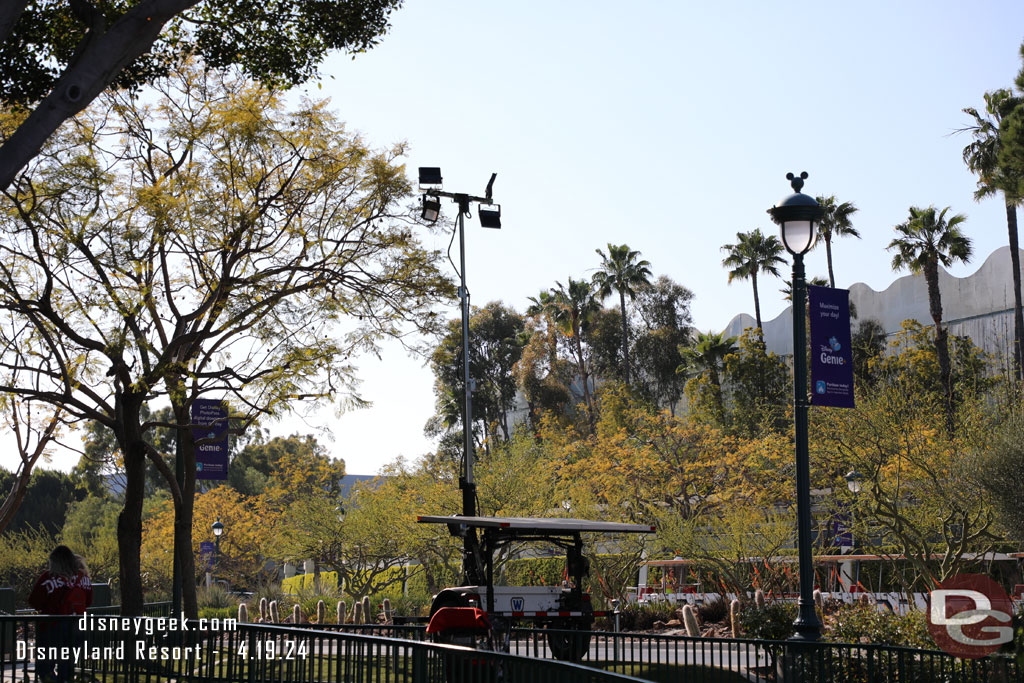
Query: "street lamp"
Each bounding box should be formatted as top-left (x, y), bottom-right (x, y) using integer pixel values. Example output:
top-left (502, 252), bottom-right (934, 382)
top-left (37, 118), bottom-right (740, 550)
top-left (768, 171), bottom-right (824, 641)
top-left (417, 167), bottom-right (500, 586)
top-left (845, 469), bottom-right (863, 494)
top-left (212, 518), bottom-right (224, 572)
top-left (844, 469), bottom-right (864, 588)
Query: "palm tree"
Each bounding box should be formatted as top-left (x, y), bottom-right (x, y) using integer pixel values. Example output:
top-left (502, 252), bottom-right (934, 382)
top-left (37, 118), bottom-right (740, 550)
top-left (592, 243), bottom-right (652, 386)
top-left (960, 88), bottom-right (1024, 380)
top-left (888, 206), bottom-right (972, 428)
top-left (815, 196), bottom-right (860, 288)
top-left (780, 276), bottom-right (830, 301)
top-left (678, 330), bottom-right (738, 389)
top-left (534, 278), bottom-right (601, 430)
top-left (721, 229), bottom-right (785, 334)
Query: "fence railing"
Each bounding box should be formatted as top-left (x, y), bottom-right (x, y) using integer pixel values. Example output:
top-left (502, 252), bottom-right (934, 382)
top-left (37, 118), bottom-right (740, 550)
top-left (0, 616), bottom-right (646, 683)
top-left (508, 627), bottom-right (1022, 682)
top-left (3, 613), bottom-right (1020, 682)
top-left (281, 622), bottom-right (1023, 682)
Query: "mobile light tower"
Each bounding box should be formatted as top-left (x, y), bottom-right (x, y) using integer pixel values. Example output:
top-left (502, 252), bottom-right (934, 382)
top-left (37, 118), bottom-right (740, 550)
top-left (768, 171), bottom-right (824, 641)
top-left (418, 167), bottom-right (501, 585)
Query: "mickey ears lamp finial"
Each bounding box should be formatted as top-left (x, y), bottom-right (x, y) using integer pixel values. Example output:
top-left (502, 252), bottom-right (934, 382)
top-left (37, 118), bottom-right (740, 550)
top-left (786, 171), bottom-right (809, 193)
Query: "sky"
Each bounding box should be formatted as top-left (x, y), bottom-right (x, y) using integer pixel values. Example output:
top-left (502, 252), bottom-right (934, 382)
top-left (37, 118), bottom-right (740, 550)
top-left (6, 0), bottom-right (1024, 477)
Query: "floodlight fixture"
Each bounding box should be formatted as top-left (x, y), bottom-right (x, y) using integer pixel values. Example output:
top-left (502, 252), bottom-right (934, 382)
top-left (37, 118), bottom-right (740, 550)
top-left (478, 204), bottom-right (501, 229)
top-left (418, 167), bottom-right (443, 189)
top-left (422, 194), bottom-right (441, 223)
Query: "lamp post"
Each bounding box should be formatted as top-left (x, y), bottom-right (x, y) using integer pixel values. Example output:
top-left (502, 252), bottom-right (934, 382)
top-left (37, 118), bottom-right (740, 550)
top-left (212, 517), bottom-right (224, 575)
top-left (845, 469), bottom-right (864, 589)
top-left (417, 167), bottom-right (500, 585)
top-left (768, 171), bottom-right (824, 641)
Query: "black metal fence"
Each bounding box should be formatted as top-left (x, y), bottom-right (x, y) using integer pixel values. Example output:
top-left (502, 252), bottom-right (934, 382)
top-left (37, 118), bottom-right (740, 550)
top-left (282, 623), bottom-right (1023, 682)
top-left (0, 616), bottom-right (645, 683)
top-left (508, 627), bottom-right (1022, 682)
top-left (3, 614), bottom-right (1020, 682)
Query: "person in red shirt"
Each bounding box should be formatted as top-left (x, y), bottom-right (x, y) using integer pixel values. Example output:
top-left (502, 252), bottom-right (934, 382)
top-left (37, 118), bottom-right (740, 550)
top-left (28, 545), bottom-right (92, 683)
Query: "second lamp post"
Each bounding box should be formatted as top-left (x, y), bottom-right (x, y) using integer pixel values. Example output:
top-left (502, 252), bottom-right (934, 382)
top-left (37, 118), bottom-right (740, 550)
top-left (768, 171), bottom-right (824, 641)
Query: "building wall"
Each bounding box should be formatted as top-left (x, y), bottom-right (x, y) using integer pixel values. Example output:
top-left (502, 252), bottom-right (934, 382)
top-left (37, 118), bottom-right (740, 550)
top-left (722, 246), bottom-right (1022, 363)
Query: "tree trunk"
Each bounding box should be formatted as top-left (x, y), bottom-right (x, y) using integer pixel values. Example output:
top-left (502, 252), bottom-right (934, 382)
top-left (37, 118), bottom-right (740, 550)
top-left (751, 271), bottom-right (762, 334)
top-left (116, 395), bottom-right (147, 616)
top-left (619, 289), bottom-right (630, 385)
top-left (924, 260), bottom-right (954, 430)
top-left (174, 400), bottom-right (199, 619)
top-left (1006, 199), bottom-right (1024, 381)
top-left (0, 0), bottom-right (202, 190)
top-left (0, 461), bottom-right (35, 534)
top-left (573, 324), bottom-right (594, 433)
top-left (825, 233), bottom-right (836, 288)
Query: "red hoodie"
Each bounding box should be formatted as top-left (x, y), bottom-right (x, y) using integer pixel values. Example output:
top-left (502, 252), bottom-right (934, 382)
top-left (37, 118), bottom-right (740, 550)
top-left (28, 570), bottom-right (93, 615)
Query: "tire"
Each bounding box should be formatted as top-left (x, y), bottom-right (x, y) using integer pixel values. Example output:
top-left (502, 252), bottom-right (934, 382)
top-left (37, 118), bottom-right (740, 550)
top-left (545, 623), bottom-right (592, 662)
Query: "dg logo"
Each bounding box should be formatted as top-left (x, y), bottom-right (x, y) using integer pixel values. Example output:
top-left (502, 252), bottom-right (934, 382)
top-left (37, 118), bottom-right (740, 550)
top-left (928, 574), bottom-right (1015, 659)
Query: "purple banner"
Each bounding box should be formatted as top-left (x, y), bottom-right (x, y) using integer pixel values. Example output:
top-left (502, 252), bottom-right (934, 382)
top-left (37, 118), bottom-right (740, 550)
top-left (808, 285), bottom-right (855, 408)
top-left (192, 398), bottom-right (229, 480)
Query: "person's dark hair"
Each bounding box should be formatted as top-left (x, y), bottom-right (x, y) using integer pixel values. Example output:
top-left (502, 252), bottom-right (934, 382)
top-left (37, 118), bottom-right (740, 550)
top-left (48, 545), bottom-right (80, 578)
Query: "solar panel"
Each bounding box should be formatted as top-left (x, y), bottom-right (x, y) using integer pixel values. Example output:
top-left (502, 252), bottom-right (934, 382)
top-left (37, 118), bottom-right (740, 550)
top-left (416, 515), bottom-right (655, 534)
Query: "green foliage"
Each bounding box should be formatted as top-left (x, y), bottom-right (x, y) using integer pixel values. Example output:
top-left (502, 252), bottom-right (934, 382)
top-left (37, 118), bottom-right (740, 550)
top-left (76, 405), bottom-right (176, 498)
top-left (251, 580), bottom-right (287, 610)
top-left (591, 243), bottom-right (653, 386)
top-left (0, 468), bottom-right (83, 534)
top-left (697, 596), bottom-right (730, 624)
top-left (815, 195), bottom-right (860, 288)
top-left (974, 413), bottom-right (1024, 544)
top-left (282, 571), bottom-right (337, 594)
top-left (0, 527), bottom-right (56, 608)
top-left (1, 0), bottom-right (404, 108)
top-left (826, 604), bottom-right (933, 648)
top-left (617, 601), bottom-right (678, 631)
top-left (721, 228), bottom-right (785, 331)
top-left (386, 591), bottom-right (433, 618)
top-left (851, 319), bottom-right (886, 388)
top-left (722, 330), bottom-right (789, 436)
top-left (427, 302), bottom-right (525, 443)
top-left (500, 557), bottom-right (566, 587)
top-left (631, 276), bottom-right (693, 413)
top-left (196, 584), bottom-right (235, 609)
top-left (60, 494), bottom-right (120, 583)
top-left (738, 601), bottom-right (797, 641)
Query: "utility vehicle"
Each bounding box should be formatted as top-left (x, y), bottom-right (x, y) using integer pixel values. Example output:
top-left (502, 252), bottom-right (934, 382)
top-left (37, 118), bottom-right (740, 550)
top-left (418, 514), bottom-right (653, 661)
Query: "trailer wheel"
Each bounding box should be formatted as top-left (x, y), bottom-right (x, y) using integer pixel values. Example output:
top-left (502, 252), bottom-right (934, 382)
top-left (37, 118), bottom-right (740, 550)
top-left (545, 623), bottom-right (591, 662)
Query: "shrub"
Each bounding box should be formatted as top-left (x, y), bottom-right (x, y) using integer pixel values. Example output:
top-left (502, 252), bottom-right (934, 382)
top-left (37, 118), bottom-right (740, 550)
top-left (738, 602), bottom-right (797, 641)
top-left (251, 580), bottom-right (286, 612)
top-left (0, 527), bottom-right (54, 609)
top-left (697, 596), bottom-right (730, 624)
top-left (282, 570), bottom-right (339, 594)
top-left (616, 601), bottom-right (678, 631)
top-left (196, 584), bottom-right (235, 609)
top-left (293, 583), bottom-right (343, 623)
top-left (386, 592), bottom-right (433, 619)
top-left (826, 604), bottom-right (932, 648)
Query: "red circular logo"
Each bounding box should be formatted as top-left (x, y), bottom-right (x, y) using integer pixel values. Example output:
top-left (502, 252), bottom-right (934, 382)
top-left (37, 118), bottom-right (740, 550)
top-left (927, 574), bottom-right (1014, 659)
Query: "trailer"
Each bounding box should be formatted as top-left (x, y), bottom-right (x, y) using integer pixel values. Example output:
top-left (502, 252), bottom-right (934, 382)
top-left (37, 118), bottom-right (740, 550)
top-left (418, 514), bottom-right (654, 661)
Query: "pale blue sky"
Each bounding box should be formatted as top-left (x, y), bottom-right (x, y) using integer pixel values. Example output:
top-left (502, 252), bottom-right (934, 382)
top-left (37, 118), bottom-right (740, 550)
top-left (311, 1), bottom-right (1024, 474)
top-left (9, 1), bottom-right (1024, 475)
